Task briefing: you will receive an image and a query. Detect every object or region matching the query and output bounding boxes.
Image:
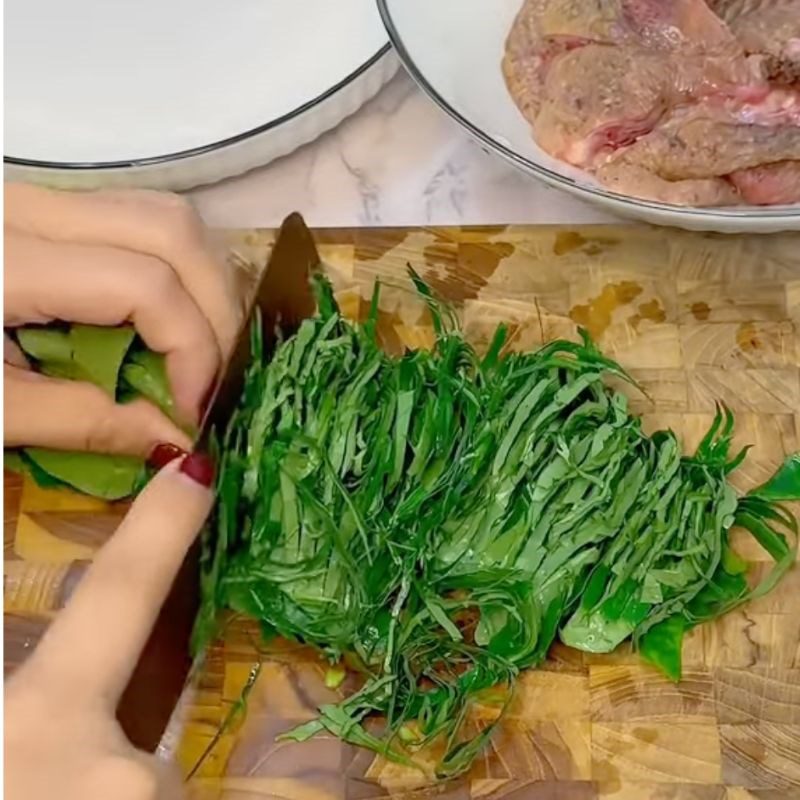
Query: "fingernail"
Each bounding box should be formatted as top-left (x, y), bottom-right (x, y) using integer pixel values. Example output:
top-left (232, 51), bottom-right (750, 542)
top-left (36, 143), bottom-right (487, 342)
top-left (179, 452), bottom-right (215, 488)
top-left (147, 443), bottom-right (187, 471)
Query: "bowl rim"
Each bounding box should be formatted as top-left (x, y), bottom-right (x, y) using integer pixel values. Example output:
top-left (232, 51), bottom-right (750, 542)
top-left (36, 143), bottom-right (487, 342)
top-left (377, 0), bottom-right (800, 221)
top-left (4, 43), bottom-right (392, 171)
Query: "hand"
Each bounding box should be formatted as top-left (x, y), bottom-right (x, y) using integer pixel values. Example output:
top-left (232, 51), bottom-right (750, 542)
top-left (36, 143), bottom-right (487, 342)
top-left (4, 451), bottom-right (214, 800)
top-left (4, 184), bottom-right (242, 457)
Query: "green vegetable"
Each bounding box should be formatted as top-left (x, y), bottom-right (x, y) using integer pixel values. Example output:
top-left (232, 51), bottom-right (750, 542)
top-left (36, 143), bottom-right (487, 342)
top-left (324, 664), bottom-right (347, 689)
top-left (195, 272), bottom-right (797, 778)
top-left (24, 449), bottom-right (145, 501)
top-left (15, 450), bottom-right (67, 489)
top-left (9, 325), bottom-right (170, 497)
top-left (18, 324), bottom-right (136, 396)
top-left (751, 453), bottom-right (800, 502)
top-left (639, 615), bottom-right (685, 681)
top-left (120, 348), bottom-right (175, 419)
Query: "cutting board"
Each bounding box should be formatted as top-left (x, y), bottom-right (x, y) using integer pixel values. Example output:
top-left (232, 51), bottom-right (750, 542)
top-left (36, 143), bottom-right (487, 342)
top-left (5, 224), bottom-right (800, 800)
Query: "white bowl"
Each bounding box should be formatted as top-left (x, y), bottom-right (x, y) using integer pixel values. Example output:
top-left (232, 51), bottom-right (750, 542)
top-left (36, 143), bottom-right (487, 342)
top-left (377, 0), bottom-right (800, 233)
top-left (4, 0), bottom-right (397, 190)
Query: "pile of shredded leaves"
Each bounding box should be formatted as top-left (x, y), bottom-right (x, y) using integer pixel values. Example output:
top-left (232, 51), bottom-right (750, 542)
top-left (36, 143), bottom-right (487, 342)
top-left (194, 273), bottom-right (799, 778)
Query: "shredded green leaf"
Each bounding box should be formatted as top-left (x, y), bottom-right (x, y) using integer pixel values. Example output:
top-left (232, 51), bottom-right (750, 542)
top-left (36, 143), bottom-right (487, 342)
top-left (195, 273), bottom-right (798, 778)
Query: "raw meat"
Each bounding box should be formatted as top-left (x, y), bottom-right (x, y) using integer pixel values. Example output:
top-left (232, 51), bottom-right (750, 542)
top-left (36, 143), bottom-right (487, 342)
top-left (601, 100), bottom-right (800, 180)
top-left (730, 161), bottom-right (800, 203)
top-left (597, 102), bottom-right (800, 204)
top-left (710, 1), bottom-right (800, 84)
top-left (530, 45), bottom-right (675, 165)
top-left (503, 0), bottom-right (800, 206)
top-left (503, 0), bottom-right (756, 165)
top-left (595, 163), bottom-right (743, 205)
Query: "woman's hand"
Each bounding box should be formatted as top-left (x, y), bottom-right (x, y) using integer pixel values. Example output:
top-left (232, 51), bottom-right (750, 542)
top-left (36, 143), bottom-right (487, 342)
top-left (4, 451), bottom-right (214, 800)
top-left (4, 184), bottom-right (242, 457)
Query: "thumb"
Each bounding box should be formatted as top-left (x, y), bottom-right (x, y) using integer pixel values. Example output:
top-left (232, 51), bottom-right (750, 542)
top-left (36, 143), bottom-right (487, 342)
top-left (4, 364), bottom-right (192, 457)
top-left (20, 454), bottom-right (214, 708)
top-left (86, 753), bottom-right (185, 800)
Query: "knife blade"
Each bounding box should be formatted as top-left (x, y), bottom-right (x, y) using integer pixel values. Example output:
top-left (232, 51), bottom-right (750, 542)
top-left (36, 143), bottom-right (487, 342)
top-left (117, 211), bottom-right (320, 753)
top-left (198, 211), bottom-right (320, 448)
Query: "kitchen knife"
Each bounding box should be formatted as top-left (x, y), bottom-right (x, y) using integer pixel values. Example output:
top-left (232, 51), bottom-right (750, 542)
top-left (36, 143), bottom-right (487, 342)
top-left (198, 211), bottom-right (320, 448)
top-left (116, 211), bottom-right (320, 752)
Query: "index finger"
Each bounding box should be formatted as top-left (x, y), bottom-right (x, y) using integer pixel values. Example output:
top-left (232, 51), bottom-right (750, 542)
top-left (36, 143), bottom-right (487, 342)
top-left (6, 230), bottom-right (219, 424)
top-left (5, 183), bottom-right (241, 356)
top-left (22, 455), bottom-right (214, 708)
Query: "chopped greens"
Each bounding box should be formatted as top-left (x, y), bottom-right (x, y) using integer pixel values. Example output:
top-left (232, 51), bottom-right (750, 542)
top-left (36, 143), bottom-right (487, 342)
top-left (195, 273), bottom-right (798, 778)
top-left (10, 324), bottom-right (170, 499)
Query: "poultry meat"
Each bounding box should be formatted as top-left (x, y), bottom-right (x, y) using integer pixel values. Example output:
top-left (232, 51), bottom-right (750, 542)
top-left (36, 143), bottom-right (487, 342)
top-left (503, 0), bottom-right (800, 205)
top-left (710, 0), bottom-right (800, 84)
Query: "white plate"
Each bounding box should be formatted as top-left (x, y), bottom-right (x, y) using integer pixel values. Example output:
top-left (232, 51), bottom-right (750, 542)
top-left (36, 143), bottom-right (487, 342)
top-left (377, 0), bottom-right (800, 233)
top-left (4, 0), bottom-right (397, 190)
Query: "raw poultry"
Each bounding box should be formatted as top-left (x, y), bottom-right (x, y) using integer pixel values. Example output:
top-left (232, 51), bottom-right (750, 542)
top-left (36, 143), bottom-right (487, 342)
top-left (710, 0), bottom-right (800, 83)
top-left (503, 0), bottom-right (800, 205)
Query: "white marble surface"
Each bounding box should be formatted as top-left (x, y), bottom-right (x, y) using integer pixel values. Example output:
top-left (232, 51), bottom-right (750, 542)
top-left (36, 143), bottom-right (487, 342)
top-left (191, 71), bottom-right (621, 230)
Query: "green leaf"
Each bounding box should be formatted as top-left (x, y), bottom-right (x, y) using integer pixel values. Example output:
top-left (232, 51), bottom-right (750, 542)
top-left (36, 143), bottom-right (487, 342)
top-left (732, 496), bottom-right (797, 607)
top-left (324, 664), bottom-right (347, 689)
top-left (18, 324), bottom-right (136, 397)
top-left (70, 325), bottom-right (137, 396)
top-left (736, 504), bottom-right (790, 563)
top-left (423, 595), bottom-right (463, 642)
top-left (685, 565), bottom-right (749, 622)
top-left (639, 615), bottom-right (684, 682)
top-left (17, 450), bottom-right (72, 489)
top-left (750, 453), bottom-right (800, 502)
top-left (24, 448), bottom-right (145, 500)
top-left (16, 327), bottom-right (73, 367)
top-left (721, 544), bottom-right (748, 576)
top-left (121, 349), bottom-right (174, 419)
top-left (561, 577), bottom-right (651, 653)
top-left (474, 605), bottom-right (508, 647)
top-left (560, 606), bottom-right (639, 653)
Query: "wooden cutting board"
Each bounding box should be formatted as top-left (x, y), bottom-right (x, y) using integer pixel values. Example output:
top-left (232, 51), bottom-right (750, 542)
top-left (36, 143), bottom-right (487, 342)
top-left (5, 224), bottom-right (800, 800)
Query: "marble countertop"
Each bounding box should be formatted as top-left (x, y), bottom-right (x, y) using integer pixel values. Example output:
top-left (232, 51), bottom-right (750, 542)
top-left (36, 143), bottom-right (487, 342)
top-left (191, 71), bottom-right (621, 230)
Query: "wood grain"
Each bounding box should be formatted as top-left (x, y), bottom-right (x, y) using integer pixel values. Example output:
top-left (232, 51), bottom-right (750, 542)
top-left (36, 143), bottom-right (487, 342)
top-left (4, 224), bottom-right (800, 799)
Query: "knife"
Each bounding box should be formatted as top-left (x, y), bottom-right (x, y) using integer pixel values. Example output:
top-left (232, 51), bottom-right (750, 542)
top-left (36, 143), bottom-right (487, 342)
top-left (116, 211), bottom-right (321, 752)
top-left (199, 211), bottom-right (320, 447)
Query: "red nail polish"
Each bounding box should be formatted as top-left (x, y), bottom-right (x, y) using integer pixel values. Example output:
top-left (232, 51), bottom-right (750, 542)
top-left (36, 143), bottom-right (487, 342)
top-left (179, 452), bottom-right (215, 488)
top-left (147, 443), bottom-right (186, 470)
